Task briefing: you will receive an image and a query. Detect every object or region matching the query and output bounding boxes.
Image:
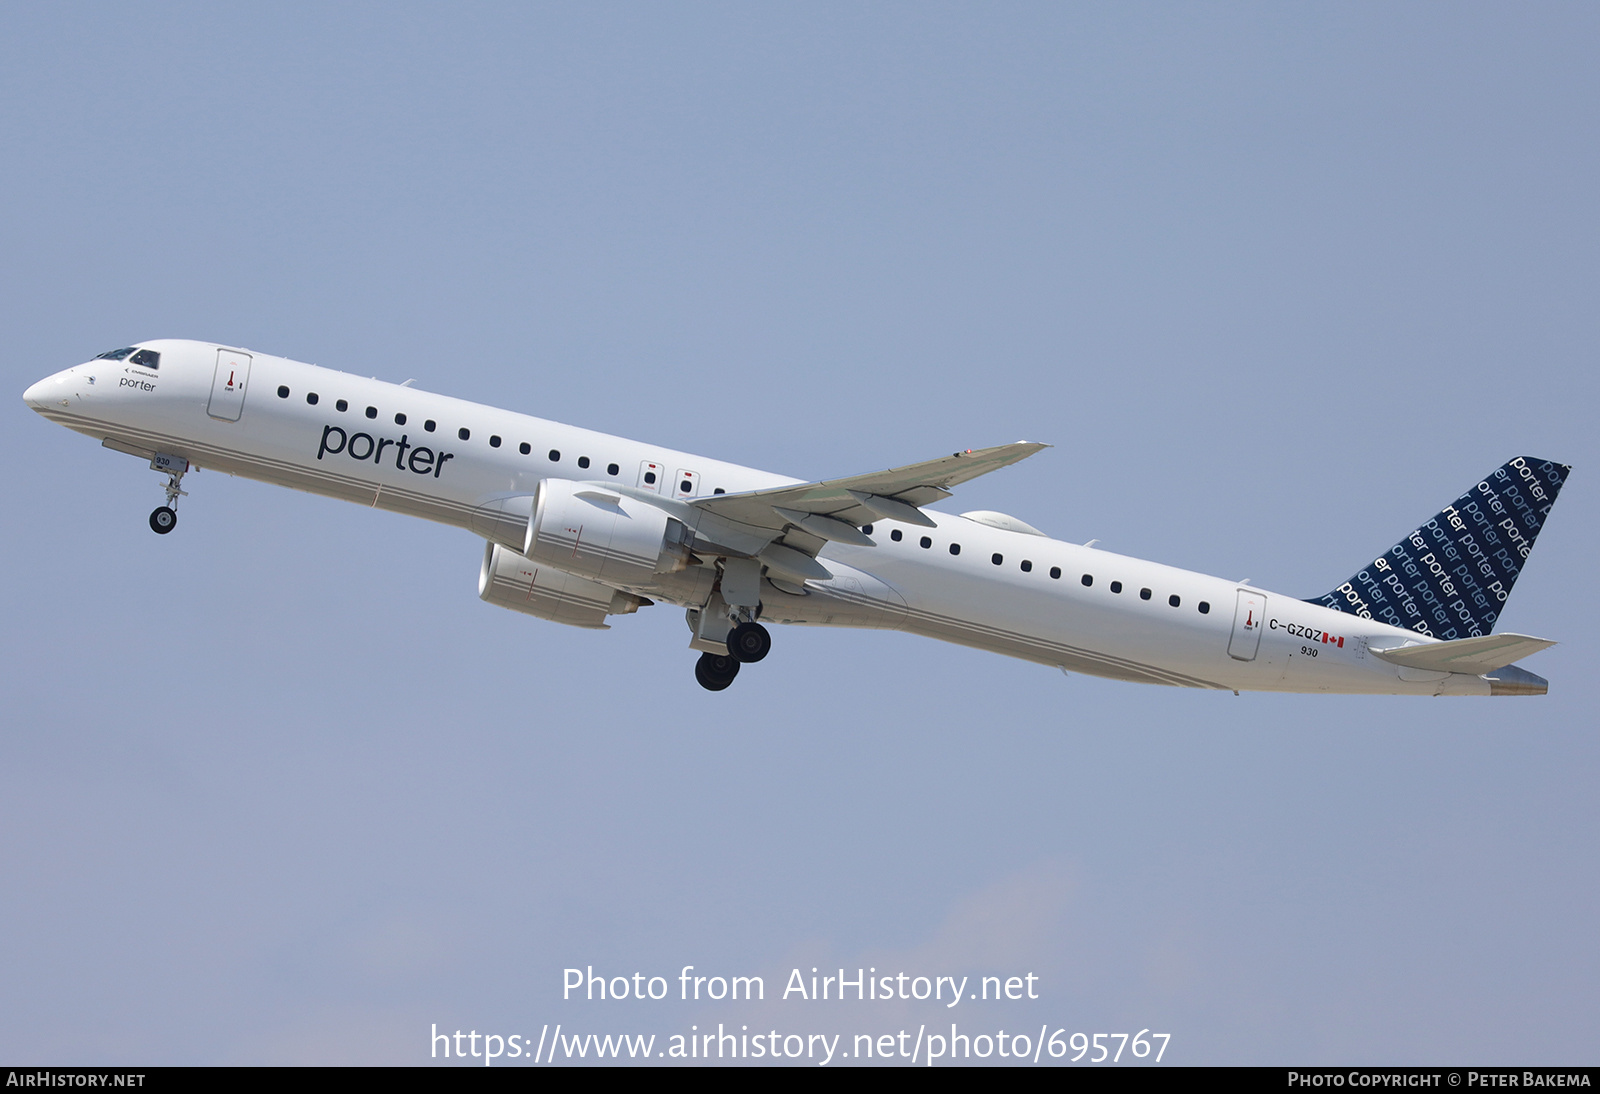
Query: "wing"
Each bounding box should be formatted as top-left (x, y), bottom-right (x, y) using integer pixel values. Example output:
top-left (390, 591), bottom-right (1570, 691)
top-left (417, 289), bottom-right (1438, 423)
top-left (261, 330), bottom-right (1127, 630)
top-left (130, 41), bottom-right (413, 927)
top-left (685, 441), bottom-right (1048, 583)
top-left (693, 441), bottom-right (1047, 531)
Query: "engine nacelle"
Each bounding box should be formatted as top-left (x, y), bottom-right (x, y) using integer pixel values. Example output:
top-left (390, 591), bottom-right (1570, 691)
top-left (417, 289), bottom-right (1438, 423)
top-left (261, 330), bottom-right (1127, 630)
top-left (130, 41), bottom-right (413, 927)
top-left (525, 478), bottom-right (693, 586)
top-left (478, 542), bottom-right (646, 629)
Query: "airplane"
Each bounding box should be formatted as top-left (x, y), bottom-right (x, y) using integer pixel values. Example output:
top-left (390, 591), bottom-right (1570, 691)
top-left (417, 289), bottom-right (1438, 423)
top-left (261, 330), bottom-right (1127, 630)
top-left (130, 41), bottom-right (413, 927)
top-left (23, 339), bottom-right (1570, 695)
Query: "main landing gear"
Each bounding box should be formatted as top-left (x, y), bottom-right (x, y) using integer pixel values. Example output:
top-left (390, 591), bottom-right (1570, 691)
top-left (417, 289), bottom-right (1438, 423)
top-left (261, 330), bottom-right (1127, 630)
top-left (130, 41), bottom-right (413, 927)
top-left (726, 621), bottom-right (772, 663)
top-left (148, 455), bottom-right (189, 535)
top-left (688, 584), bottom-right (772, 691)
top-left (694, 653), bottom-right (741, 691)
top-left (691, 620), bottom-right (773, 691)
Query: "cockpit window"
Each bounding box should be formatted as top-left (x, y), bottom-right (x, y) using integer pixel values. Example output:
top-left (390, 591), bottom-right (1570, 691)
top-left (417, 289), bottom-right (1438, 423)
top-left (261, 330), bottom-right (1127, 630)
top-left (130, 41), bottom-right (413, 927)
top-left (129, 349), bottom-right (160, 369)
top-left (94, 347), bottom-right (137, 361)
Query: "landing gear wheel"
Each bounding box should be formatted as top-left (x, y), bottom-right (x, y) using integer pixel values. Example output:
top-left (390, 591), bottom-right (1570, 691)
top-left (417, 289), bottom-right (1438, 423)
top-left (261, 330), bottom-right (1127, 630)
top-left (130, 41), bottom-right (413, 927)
top-left (695, 652), bottom-right (741, 691)
top-left (149, 506), bottom-right (177, 535)
top-left (726, 621), bottom-right (771, 664)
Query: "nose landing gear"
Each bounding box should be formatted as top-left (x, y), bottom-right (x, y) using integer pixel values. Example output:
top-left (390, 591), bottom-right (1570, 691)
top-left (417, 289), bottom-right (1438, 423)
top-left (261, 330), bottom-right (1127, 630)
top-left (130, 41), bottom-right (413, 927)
top-left (148, 454), bottom-right (188, 535)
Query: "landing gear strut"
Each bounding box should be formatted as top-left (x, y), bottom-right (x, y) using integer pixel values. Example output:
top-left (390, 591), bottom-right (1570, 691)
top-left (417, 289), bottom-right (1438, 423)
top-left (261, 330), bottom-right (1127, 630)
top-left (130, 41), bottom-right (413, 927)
top-left (687, 588), bottom-right (771, 691)
top-left (695, 652), bottom-right (741, 691)
top-left (726, 621), bottom-right (772, 663)
top-left (148, 456), bottom-right (188, 535)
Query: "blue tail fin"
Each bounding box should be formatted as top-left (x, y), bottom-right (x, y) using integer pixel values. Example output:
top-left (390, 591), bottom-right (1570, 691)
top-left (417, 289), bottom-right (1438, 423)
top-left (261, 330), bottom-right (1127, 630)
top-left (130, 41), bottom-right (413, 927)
top-left (1312, 456), bottom-right (1571, 638)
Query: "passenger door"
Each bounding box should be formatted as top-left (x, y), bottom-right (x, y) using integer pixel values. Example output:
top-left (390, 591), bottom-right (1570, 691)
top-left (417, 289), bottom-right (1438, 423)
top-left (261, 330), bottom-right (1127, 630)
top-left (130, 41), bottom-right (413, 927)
top-left (1228, 590), bottom-right (1268, 661)
top-left (207, 349), bottom-right (252, 421)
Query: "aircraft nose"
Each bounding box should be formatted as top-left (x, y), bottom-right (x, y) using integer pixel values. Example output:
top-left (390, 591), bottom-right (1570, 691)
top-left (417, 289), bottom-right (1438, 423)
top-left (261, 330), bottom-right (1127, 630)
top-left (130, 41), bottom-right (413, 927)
top-left (23, 377), bottom-right (52, 410)
top-left (23, 369), bottom-right (78, 412)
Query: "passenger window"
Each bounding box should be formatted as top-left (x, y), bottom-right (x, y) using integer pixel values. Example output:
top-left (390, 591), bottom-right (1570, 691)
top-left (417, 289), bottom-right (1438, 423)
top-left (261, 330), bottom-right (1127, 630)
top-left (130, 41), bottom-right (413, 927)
top-left (94, 347), bottom-right (136, 361)
top-left (520, 442), bottom-right (531, 455)
top-left (578, 456), bottom-right (590, 469)
top-left (395, 412), bottom-right (407, 425)
top-left (548, 449), bottom-right (560, 461)
top-left (365, 406), bottom-right (377, 419)
top-left (608, 463), bottom-right (620, 476)
top-left (863, 524), bottom-right (874, 535)
top-left (490, 435), bottom-right (502, 448)
top-left (1081, 574), bottom-right (1092, 586)
top-left (680, 480), bottom-right (692, 493)
top-left (458, 428), bottom-right (470, 441)
top-left (1198, 601), bottom-right (1211, 614)
top-left (644, 471), bottom-right (656, 484)
top-left (1049, 566), bottom-right (1061, 579)
top-left (891, 529), bottom-right (903, 542)
top-left (129, 349), bottom-right (160, 369)
top-left (336, 399), bottom-right (348, 412)
top-left (991, 553), bottom-right (1003, 565)
top-left (1140, 588), bottom-right (1152, 600)
top-left (307, 393), bottom-right (319, 405)
top-left (713, 487), bottom-right (725, 494)
top-left (950, 543), bottom-right (961, 555)
top-left (277, 386), bottom-right (289, 398)
top-left (424, 420), bottom-right (436, 432)
top-left (1169, 594), bottom-right (1181, 607)
top-left (920, 536), bottom-right (932, 549)
top-left (1110, 581), bottom-right (1122, 593)
top-left (1020, 560), bottom-right (1032, 572)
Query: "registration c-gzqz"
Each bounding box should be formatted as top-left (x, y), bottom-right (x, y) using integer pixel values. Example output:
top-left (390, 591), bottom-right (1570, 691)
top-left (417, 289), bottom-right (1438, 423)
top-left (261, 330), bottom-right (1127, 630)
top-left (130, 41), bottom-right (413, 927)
top-left (24, 339), bottom-right (1571, 695)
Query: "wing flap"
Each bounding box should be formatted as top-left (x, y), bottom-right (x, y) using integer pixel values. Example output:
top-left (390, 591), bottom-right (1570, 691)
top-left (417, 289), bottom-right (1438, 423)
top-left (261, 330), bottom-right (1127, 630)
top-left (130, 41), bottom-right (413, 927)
top-left (1369, 632), bottom-right (1556, 674)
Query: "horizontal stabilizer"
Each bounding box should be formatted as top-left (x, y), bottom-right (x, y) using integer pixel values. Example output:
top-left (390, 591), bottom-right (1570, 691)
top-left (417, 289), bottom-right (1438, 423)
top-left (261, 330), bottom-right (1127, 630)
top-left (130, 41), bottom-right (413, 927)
top-left (1368, 632), bottom-right (1556, 675)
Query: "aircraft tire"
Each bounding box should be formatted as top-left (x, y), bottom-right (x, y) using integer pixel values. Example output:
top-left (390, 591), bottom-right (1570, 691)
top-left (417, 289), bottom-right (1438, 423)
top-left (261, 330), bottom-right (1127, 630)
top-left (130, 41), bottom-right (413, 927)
top-left (150, 506), bottom-right (177, 535)
top-left (695, 652), bottom-right (740, 691)
top-left (726, 622), bottom-right (771, 663)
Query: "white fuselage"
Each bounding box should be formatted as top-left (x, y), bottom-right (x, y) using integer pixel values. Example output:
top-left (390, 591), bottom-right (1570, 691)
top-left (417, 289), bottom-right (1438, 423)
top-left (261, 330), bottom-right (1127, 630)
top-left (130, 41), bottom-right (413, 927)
top-left (24, 339), bottom-right (1496, 695)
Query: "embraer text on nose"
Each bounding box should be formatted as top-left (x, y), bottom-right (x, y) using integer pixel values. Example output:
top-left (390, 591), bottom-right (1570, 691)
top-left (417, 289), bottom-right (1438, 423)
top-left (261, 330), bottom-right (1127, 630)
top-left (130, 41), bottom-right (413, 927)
top-left (317, 425), bottom-right (455, 477)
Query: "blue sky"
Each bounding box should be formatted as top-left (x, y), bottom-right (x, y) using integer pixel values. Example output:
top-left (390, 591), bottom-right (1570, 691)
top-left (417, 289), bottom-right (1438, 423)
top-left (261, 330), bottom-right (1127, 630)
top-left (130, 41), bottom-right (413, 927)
top-left (2, 3), bottom-right (1596, 1065)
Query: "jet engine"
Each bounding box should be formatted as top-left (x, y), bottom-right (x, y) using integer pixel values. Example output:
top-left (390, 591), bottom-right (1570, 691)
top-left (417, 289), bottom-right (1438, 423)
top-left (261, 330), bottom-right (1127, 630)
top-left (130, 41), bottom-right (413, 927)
top-left (478, 542), bottom-right (648, 629)
top-left (523, 478), bottom-right (694, 586)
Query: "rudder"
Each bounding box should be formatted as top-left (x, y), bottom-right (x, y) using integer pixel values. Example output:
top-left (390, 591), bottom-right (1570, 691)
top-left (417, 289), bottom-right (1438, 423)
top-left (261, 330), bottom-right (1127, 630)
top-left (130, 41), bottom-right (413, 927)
top-left (1312, 456), bottom-right (1570, 639)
